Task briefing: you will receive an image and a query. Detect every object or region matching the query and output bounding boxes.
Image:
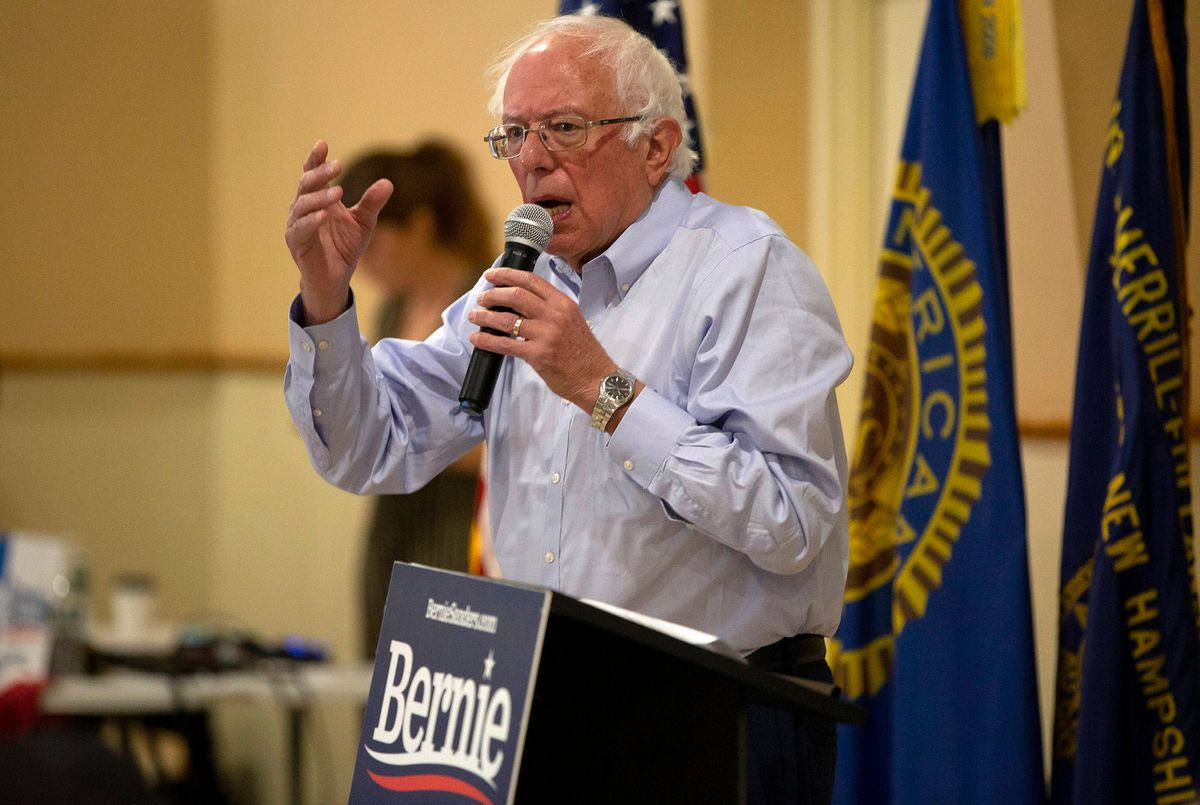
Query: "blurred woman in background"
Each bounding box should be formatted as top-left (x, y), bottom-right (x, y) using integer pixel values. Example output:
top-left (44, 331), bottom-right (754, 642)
top-left (338, 141), bottom-right (492, 657)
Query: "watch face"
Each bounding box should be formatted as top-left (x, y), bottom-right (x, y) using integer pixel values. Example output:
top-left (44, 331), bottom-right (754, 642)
top-left (603, 374), bottom-right (634, 401)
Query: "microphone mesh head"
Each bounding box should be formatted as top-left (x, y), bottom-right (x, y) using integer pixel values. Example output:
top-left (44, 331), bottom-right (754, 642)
top-left (504, 203), bottom-right (554, 251)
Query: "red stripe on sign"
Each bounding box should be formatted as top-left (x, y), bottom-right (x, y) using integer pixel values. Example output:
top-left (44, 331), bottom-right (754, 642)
top-left (367, 771), bottom-right (495, 805)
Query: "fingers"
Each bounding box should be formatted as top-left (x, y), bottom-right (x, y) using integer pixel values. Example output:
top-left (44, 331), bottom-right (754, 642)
top-left (285, 185), bottom-right (344, 254)
top-left (351, 178), bottom-right (394, 228)
top-left (289, 184), bottom-right (343, 226)
top-left (466, 266), bottom-right (613, 406)
top-left (468, 307), bottom-right (527, 340)
top-left (471, 268), bottom-right (577, 360)
top-left (476, 286), bottom-right (540, 319)
top-left (469, 329), bottom-right (521, 358)
top-left (485, 267), bottom-right (552, 294)
top-left (476, 267), bottom-right (558, 315)
top-left (286, 141), bottom-right (345, 244)
top-left (296, 155), bottom-right (342, 198)
top-left (467, 303), bottom-right (610, 407)
top-left (292, 142), bottom-right (342, 214)
top-left (303, 140), bottom-right (328, 171)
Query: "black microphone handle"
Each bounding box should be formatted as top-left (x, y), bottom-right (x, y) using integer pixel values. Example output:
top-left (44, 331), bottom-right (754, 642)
top-left (457, 240), bottom-right (543, 415)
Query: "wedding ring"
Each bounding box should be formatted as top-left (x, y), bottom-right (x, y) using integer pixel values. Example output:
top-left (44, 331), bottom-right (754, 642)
top-left (511, 316), bottom-right (524, 339)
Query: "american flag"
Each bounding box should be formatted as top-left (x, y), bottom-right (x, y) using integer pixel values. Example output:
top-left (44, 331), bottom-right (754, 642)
top-left (558, 0), bottom-right (706, 192)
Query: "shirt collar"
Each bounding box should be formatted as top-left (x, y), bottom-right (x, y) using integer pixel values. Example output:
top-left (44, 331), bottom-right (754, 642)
top-left (548, 177), bottom-right (692, 297)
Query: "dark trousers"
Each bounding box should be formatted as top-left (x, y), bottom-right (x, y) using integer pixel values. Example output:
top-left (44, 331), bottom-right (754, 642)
top-left (745, 655), bottom-right (837, 805)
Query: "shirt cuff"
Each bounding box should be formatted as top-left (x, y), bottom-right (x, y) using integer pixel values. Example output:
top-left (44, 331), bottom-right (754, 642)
top-left (288, 292), bottom-right (363, 370)
top-left (285, 292), bottom-right (367, 468)
top-left (605, 387), bottom-right (692, 488)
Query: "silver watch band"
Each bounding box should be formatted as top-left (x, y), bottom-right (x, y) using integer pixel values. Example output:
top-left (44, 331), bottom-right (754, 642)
top-left (590, 368), bottom-right (635, 431)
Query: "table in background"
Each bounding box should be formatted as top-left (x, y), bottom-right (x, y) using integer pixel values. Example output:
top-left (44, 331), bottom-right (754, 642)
top-left (41, 663), bottom-right (373, 805)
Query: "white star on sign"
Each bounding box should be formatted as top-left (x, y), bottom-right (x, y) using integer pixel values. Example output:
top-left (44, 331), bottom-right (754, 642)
top-left (650, 0), bottom-right (678, 26)
top-left (483, 650), bottom-right (496, 680)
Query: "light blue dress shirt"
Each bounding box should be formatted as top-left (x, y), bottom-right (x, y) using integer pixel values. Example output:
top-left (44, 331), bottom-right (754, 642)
top-left (285, 178), bottom-right (852, 654)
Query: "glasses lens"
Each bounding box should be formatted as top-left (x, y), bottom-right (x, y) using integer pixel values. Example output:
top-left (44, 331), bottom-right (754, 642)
top-left (486, 125), bottom-right (525, 159)
top-left (541, 116), bottom-right (588, 151)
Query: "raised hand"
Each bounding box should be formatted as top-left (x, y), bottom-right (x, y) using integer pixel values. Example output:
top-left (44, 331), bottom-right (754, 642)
top-left (284, 140), bottom-right (393, 325)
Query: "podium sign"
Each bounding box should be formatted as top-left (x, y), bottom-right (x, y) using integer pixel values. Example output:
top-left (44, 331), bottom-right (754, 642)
top-left (350, 564), bottom-right (550, 805)
top-left (352, 563), bottom-right (864, 804)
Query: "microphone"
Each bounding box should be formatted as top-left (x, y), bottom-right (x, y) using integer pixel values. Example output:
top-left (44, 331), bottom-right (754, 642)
top-left (457, 203), bottom-right (554, 415)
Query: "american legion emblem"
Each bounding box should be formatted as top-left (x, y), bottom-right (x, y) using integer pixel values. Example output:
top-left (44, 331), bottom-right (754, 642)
top-left (829, 160), bottom-right (992, 699)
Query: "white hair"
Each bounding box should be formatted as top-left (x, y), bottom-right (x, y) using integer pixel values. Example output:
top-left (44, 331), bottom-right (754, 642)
top-left (486, 14), bottom-right (698, 181)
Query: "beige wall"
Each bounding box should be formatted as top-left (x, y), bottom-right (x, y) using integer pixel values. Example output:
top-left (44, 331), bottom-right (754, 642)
top-left (1, 0), bottom-right (1198, 801)
top-left (205, 1), bottom-right (555, 357)
top-left (0, 1), bottom-right (215, 355)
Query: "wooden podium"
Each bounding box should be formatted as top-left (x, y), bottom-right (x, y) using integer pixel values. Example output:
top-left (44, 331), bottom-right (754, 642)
top-left (350, 564), bottom-right (864, 805)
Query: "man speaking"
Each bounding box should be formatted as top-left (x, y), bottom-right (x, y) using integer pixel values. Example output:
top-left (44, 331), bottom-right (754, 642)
top-left (283, 14), bottom-right (852, 804)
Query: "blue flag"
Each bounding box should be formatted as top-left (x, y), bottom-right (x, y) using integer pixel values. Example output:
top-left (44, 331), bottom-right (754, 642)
top-left (557, 0), bottom-right (705, 191)
top-left (828, 0), bottom-right (1044, 802)
top-left (1049, 2), bottom-right (1196, 804)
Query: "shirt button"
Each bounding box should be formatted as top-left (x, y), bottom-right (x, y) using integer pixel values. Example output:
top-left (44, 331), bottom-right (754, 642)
top-left (317, 339), bottom-right (330, 350)
top-left (621, 283), bottom-right (630, 293)
top-left (312, 408), bottom-right (323, 418)
top-left (544, 551), bottom-right (556, 564)
top-left (623, 459), bottom-right (634, 471)
top-left (551, 472), bottom-right (561, 484)
top-left (302, 342), bottom-right (313, 353)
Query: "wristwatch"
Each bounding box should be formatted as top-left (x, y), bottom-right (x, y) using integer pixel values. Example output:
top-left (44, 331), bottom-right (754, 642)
top-left (590, 368), bottom-right (636, 431)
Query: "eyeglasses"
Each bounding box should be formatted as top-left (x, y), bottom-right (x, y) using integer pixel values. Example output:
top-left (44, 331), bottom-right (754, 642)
top-left (484, 115), bottom-right (644, 160)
